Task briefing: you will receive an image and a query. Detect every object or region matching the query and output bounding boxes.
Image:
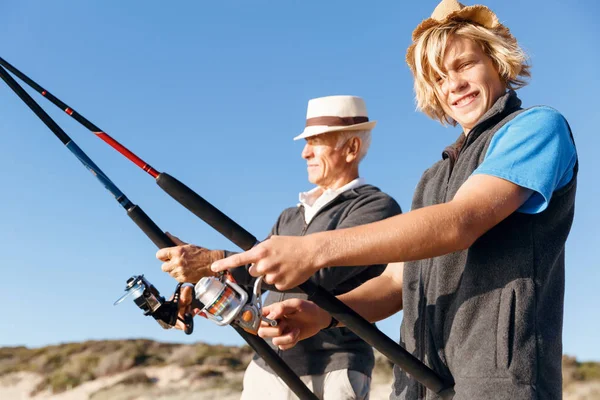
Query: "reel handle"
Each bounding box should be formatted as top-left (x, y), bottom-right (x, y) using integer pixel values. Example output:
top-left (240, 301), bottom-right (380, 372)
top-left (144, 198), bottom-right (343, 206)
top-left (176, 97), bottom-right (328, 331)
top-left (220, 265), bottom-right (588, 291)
top-left (182, 313), bottom-right (194, 335)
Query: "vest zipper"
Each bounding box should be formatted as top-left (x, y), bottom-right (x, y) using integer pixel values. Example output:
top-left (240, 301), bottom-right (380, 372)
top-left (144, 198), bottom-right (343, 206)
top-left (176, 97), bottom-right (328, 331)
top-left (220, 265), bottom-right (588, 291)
top-left (418, 262), bottom-right (428, 399)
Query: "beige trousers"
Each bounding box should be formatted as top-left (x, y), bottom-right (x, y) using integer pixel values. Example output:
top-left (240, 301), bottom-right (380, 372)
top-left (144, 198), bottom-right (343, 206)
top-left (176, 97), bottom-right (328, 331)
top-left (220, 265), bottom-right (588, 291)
top-left (240, 360), bottom-right (371, 400)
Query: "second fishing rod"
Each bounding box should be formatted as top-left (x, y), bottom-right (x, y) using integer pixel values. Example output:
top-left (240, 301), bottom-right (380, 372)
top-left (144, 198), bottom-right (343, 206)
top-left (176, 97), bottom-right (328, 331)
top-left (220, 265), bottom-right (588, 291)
top-left (0, 63), bottom-right (319, 400)
top-left (0, 56), bottom-right (454, 397)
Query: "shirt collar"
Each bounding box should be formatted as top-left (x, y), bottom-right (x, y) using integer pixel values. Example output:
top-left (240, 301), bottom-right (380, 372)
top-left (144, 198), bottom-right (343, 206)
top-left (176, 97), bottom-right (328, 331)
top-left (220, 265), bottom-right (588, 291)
top-left (298, 177), bottom-right (366, 208)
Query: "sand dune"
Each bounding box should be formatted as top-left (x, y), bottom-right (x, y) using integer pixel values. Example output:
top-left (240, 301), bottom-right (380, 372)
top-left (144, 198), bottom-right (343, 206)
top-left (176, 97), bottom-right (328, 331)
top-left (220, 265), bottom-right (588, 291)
top-left (1, 340), bottom-right (597, 399)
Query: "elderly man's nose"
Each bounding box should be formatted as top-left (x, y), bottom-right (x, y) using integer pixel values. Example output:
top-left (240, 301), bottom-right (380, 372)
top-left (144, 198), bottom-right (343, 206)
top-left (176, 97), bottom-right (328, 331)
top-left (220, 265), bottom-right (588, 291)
top-left (302, 143), bottom-right (313, 159)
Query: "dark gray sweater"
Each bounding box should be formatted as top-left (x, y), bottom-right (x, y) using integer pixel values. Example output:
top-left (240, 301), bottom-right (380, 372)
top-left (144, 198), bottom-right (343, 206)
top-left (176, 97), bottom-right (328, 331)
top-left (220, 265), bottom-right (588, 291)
top-left (229, 184), bottom-right (402, 377)
top-left (392, 91), bottom-right (577, 399)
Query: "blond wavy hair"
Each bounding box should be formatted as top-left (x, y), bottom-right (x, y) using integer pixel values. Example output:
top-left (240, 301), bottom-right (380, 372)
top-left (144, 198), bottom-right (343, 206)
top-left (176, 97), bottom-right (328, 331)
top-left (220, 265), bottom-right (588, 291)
top-left (411, 21), bottom-right (531, 125)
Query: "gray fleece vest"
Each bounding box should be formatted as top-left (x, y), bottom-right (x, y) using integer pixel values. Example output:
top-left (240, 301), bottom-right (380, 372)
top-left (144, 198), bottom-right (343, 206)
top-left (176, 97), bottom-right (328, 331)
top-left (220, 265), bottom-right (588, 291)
top-left (392, 91), bottom-right (577, 400)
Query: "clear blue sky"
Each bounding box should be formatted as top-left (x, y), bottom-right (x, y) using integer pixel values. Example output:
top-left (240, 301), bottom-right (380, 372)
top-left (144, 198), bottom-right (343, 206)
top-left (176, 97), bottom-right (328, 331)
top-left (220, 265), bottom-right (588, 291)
top-left (0, 1), bottom-right (598, 361)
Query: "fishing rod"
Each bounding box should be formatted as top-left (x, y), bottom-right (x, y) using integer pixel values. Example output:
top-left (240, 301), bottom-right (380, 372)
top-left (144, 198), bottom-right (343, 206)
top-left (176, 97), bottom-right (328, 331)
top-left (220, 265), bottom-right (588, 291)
top-left (0, 56), bottom-right (255, 251)
top-left (0, 57), bottom-right (454, 397)
top-left (0, 64), bottom-right (319, 400)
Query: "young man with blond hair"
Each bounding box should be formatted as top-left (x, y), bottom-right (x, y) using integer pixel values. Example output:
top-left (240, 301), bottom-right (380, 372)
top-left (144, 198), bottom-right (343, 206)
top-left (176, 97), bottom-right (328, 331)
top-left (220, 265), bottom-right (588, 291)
top-left (213, 1), bottom-right (578, 398)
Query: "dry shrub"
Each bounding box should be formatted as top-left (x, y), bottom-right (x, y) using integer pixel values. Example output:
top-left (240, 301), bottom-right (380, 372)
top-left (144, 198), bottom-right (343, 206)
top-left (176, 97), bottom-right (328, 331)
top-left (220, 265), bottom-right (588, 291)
top-left (115, 370), bottom-right (155, 386)
top-left (93, 349), bottom-right (137, 377)
top-left (192, 367), bottom-right (224, 379)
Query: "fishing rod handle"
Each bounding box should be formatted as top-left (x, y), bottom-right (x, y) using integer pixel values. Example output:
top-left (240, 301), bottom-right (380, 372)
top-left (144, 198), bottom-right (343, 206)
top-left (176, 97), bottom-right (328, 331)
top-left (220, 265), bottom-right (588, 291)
top-left (156, 173), bottom-right (257, 250)
top-left (299, 280), bottom-right (452, 396)
top-left (126, 204), bottom-right (176, 249)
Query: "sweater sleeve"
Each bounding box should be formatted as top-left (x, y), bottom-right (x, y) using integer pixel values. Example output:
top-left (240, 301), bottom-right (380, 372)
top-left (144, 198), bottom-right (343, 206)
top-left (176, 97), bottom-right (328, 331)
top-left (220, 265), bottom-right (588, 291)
top-left (310, 192), bottom-right (402, 292)
top-left (231, 192), bottom-right (401, 294)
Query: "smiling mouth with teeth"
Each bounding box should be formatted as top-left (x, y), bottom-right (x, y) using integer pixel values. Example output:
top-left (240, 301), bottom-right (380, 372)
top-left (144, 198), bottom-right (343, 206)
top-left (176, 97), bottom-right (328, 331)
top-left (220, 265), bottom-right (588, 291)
top-left (453, 92), bottom-right (479, 107)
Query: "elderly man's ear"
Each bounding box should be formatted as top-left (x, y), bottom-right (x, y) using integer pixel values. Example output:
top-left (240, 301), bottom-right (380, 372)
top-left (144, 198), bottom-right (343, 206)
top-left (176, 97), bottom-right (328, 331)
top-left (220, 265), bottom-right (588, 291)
top-left (345, 137), bottom-right (361, 163)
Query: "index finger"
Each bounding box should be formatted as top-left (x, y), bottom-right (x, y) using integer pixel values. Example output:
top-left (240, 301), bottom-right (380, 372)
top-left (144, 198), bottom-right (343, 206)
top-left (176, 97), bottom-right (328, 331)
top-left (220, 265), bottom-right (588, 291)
top-left (263, 299), bottom-right (304, 320)
top-left (156, 247), bottom-right (173, 261)
top-left (210, 247), bottom-right (261, 273)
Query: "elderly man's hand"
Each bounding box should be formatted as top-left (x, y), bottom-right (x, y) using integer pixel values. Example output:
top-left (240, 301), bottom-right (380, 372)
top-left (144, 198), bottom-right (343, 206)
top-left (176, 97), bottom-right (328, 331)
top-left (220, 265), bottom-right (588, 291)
top-left (156, 233), bottom-right (224, 283)
top-left (210, 235), bottom-right (323, 291)
top-left (258, 299), bottom-right (332, 350)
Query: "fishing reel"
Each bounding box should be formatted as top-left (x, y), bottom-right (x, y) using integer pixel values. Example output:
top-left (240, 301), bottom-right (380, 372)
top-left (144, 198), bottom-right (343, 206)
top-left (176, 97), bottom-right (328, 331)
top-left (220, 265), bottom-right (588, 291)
top-left (114, 273), bottom-right (276, 336)
top-left (114, 275), bottom-right (197, 335)
top-left (195, 274), bottom-right (277, 334)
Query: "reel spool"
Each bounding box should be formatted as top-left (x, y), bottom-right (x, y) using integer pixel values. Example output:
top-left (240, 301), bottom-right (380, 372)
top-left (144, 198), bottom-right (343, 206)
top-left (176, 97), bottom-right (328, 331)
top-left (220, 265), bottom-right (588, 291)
top-left (195, 275), bottom-right (277, 334)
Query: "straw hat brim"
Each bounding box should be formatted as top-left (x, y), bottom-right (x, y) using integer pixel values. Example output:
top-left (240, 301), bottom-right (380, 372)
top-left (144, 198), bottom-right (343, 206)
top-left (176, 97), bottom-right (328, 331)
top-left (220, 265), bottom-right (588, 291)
top-left (406, 5), bottom-right (505, 73)
top-left (293, 120), bottom-right (377, 141)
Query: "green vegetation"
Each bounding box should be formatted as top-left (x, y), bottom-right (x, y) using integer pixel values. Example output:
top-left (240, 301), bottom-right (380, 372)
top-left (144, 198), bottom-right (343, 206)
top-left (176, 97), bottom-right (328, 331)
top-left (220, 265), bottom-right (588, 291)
top-left (0, 339), bottom-right (252, 394)
top-left (563, 355), bottom-right (600, 388)
top-left (115, 371), bottom-right (155, 386)
top-left (0, 341), bottom-right (597, 395)
top-left (578, 362), bottom-right (600, 381)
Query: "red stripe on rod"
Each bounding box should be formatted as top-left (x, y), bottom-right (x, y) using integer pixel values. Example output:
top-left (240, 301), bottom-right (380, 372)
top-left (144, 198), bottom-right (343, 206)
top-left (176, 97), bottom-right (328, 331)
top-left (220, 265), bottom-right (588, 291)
top-left (94, 132), bottom-right (160, 178)
top-left (65, 107), bottom-right (74, 115)
top-left (42, 90), bottom-right (47, 96)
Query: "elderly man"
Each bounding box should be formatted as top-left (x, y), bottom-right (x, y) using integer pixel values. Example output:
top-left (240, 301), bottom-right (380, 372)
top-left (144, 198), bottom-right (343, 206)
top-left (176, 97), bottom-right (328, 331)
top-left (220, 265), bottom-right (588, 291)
top-left (157, 95), bottom-right (401, 399)
top-left (212, 1), bottom-right (578, 399)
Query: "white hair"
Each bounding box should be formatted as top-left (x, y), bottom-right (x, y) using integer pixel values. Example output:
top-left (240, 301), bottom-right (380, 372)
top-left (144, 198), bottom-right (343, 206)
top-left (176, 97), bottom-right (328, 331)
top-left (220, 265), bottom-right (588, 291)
top-left (334, 129), bottom-right (372, 163)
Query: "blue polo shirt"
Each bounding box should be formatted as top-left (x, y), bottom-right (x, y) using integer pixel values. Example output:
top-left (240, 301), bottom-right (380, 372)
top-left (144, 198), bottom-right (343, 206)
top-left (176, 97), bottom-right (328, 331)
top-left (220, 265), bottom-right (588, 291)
top-left (472, 106), bottom-right (577, 214)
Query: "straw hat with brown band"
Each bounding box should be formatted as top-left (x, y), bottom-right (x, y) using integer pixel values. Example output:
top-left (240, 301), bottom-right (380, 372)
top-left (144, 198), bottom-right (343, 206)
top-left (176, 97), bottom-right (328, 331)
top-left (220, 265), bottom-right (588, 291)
top-left (293, 95), bottom-right (377, 141)
top-left (405, 0), bottom-right (517, 75)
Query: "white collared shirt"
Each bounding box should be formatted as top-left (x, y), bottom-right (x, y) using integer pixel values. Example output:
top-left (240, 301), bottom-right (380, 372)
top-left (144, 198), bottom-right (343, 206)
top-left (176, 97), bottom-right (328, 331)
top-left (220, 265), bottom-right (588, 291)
top-left (298, 177), bottom-right (367, 224)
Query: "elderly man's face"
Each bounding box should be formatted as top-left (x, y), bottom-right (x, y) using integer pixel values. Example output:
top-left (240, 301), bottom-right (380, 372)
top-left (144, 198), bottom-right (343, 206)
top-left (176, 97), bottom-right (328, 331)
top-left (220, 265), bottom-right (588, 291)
top-left (435, 35), bottom-right (506, 133)
top-left (301, 132), bottom-right (350, 189)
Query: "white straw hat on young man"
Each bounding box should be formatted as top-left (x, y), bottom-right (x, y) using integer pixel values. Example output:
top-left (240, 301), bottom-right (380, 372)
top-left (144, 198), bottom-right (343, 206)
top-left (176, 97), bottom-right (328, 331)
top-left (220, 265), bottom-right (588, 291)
top-left (293, 95), bottom-right (377, 141)
top-left (405, 0), bottom-right (516, 74)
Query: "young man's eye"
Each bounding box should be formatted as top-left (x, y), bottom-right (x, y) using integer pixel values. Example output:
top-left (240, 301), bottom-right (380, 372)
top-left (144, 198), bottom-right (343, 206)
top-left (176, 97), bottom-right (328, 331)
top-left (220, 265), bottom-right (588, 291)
top-left (459, 61), bottom-right (473, 70)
